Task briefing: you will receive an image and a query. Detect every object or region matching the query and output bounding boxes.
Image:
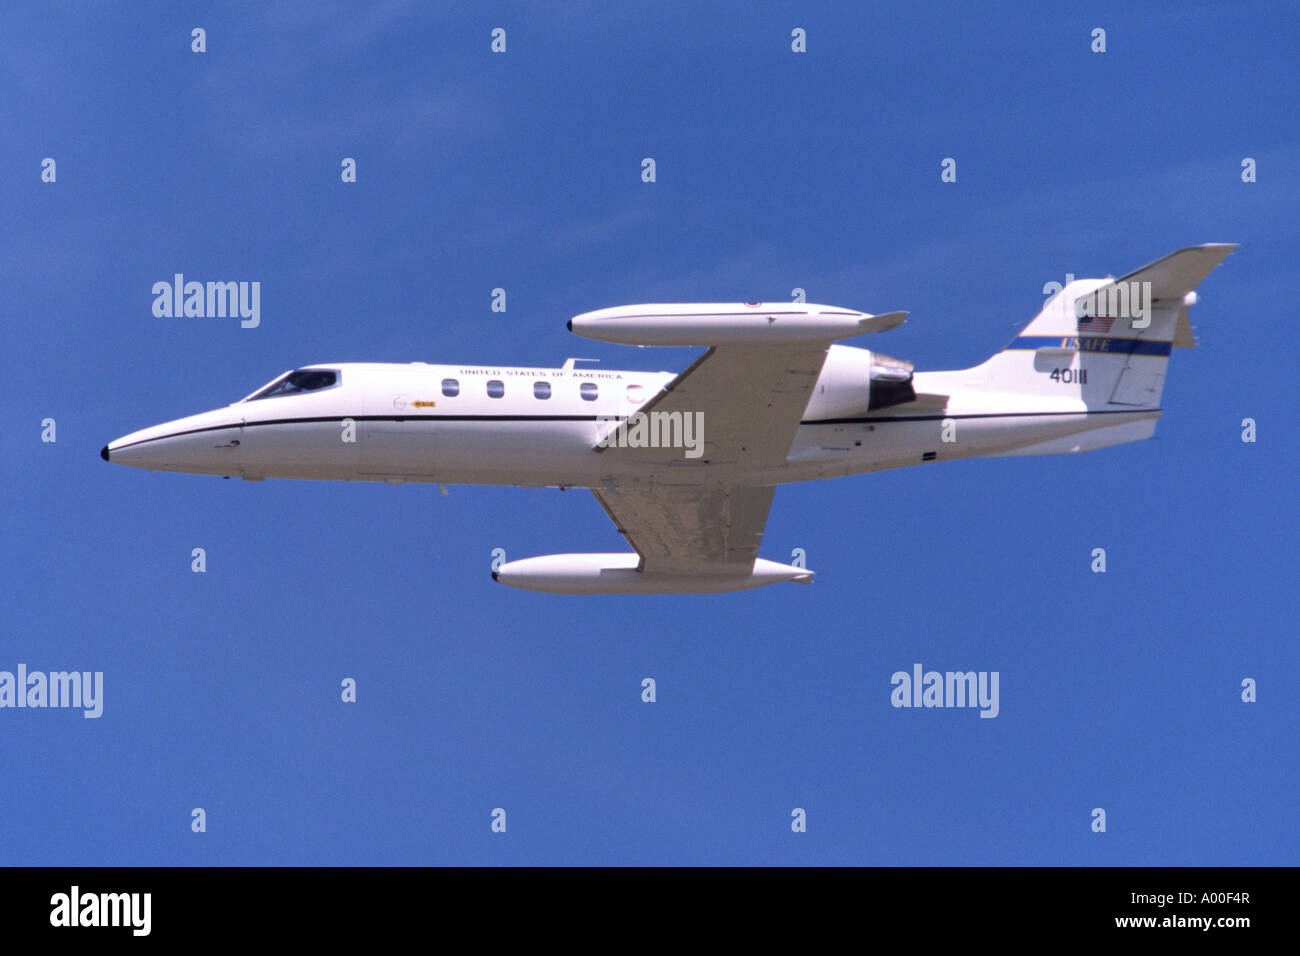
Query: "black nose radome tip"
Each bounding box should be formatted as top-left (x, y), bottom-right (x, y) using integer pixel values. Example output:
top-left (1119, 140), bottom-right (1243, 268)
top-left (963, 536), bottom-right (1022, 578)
top-left (566, 320), bottom-right (572, 331)
top-left (100, 445), bottom-right (110, 462)
top-left (491, 570), bottom-right (499, 582)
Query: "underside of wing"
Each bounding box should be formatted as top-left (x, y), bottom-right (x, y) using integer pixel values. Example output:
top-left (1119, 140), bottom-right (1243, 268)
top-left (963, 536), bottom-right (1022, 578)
top-left (593, 482), bottom-right (775, 575)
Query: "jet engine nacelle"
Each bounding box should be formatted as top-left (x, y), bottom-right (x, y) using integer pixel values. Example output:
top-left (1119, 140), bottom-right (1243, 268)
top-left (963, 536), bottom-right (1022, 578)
top-left (802, 344), bottom-right (917, 420)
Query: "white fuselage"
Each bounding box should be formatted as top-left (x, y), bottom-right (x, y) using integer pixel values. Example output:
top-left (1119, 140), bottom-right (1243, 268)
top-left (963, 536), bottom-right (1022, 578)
top-left (101, 256), bottom-right (1226, 593)
top-left (103, 355), bottom-right (1158, 486)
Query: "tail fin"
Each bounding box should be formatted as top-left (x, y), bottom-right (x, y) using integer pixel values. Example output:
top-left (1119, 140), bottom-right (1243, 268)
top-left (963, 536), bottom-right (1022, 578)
top-left (966, 244), bottom-right (1236, 408)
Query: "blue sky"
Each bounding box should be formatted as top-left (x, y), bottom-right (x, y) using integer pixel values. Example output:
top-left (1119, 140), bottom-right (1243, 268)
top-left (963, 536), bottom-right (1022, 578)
top-left (2, 1), bottom-right (1295, 865)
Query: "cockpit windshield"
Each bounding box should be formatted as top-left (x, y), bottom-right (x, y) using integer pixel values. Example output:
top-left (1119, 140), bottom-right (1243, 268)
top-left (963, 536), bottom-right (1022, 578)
top-left (246, 369), bottom-right (339, 401)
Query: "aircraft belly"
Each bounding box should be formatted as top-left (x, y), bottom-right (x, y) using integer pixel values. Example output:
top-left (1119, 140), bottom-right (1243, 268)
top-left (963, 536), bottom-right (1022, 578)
top-left (359, 418), bottom-right (601, 484)
top-left (786, 411), bottom-right (1144, 478)
top-left (359, 419), bottom-right (436, 476)
top-left (238, 420), bottom-right (359, 480)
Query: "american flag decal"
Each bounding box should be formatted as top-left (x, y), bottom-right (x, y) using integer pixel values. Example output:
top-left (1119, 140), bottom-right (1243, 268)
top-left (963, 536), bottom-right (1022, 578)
top-left (1078, 314), bottom-right (1117, 333)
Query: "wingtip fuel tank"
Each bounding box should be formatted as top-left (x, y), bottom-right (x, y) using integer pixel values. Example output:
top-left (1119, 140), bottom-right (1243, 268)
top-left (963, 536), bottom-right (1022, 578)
top-left (568, 303), bottom-right (906, 346)
top-left (493, 553), bottom-right (815, 594)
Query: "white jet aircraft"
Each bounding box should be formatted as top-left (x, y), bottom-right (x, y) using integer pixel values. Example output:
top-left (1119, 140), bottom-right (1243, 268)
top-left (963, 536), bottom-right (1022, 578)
top-left (104, 244), bottom-right (1235, 593)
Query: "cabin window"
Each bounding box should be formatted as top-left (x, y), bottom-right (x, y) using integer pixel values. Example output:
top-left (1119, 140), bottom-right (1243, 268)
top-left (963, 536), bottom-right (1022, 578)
top-left (442, 378), bottom-right (459, 397)
top-left (580, 382), bottom-right (598, 402)
top-left (533, 381), bottom-right (551, 400)
top-left (626, 384), bottom-right (645, 403)
top-left (487, 380), bottom-right (505, 399)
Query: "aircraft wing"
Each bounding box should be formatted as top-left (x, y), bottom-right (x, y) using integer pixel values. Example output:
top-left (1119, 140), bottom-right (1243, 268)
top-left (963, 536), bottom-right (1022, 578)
top-left (574, 302), bottom-right (906, 467)
top-left (601, 344), bottom-right (833, 466)
top-left (558, 301), bottom-right (904, 585)
top-left (588, 342), bottom-right (805, 574)
top-left (593, 482), bottom-right (775, 575)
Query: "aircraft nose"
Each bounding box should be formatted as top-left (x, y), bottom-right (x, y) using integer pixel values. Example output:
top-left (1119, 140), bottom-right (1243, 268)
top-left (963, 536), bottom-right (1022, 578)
top-left (102, 408), bottom-right (244, 473)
